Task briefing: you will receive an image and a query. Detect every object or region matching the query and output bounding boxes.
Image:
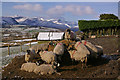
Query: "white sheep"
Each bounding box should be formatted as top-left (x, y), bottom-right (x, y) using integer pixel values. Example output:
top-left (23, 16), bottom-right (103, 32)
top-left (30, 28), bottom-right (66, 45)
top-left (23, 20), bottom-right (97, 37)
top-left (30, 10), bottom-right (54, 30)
top-left (34, 64), bottom-right (59, 75)
top-left (68, 50), bottom-right (88, 68)
top-left (21, 63), bottom-right (60, 75)
top-left (21, 63), bottom-right (38, 72)
top-left (95, 45), bottom-right (103, 56)
top-left (74, 41), bottom-right (90, 55)
top-left (82, 40), bottom-right (98, 53)
top-left (39, 51), bottom-right (59, 66)
top-left (81, 40), bottom-right (100, 58)
top-left (68, 50), bottom-right (87, 62)
top-left (53, 43), bottom-right (65, 62)
top-left (30, 43), bottom-right (49, 53)
top-left (53, 43), bottom-right (64, 56)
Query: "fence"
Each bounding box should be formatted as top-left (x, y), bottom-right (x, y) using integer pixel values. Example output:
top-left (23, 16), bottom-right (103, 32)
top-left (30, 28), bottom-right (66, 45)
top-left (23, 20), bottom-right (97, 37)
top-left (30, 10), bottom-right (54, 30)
top-left (6, 41), bottom-right (33, 55)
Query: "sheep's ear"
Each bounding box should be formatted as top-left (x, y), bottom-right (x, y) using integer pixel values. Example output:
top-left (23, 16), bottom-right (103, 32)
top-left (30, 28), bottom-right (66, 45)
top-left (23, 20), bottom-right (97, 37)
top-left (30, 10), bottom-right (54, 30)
top-left (27, 50), bottom-right (31, 54)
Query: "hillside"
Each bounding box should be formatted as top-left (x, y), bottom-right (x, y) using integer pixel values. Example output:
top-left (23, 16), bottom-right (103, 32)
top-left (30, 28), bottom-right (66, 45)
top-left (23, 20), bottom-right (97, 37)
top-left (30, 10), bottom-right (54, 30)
top-left (2, 16), bottom-right (79, 31)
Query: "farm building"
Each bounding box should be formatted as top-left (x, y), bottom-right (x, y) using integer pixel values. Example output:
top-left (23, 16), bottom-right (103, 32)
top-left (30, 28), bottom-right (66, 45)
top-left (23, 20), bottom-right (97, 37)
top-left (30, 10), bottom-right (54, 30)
top-left (37, 32), bottom-right (65, 40)
top-left (3, 34), bottom-right (10, 37)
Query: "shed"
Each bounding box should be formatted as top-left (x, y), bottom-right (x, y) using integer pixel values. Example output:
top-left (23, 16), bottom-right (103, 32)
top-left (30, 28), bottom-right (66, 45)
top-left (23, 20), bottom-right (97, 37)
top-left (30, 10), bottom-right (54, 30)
top-left (37, 32), bottom-right (64, 40)
top-left (3, 34), bottom-right (10, 37)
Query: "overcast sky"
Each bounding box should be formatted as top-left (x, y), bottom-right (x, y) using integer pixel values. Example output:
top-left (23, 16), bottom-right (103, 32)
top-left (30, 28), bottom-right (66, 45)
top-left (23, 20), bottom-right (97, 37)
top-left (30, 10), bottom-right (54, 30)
top-left (1, 1), bottom-right (119, 22)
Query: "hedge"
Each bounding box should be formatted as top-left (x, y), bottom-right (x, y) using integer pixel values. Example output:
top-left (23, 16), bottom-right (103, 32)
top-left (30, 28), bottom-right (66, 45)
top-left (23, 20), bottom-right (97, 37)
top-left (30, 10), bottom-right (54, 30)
top-left (78, 20), bottom-right (120, 31)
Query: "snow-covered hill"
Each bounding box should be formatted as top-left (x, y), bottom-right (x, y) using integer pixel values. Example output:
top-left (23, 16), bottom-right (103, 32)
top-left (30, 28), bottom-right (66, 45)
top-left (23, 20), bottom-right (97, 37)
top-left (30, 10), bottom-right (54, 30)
top-left (2, 16), bottom-right (79, 31)
top-left (2, 17), bottom-right (18, 25)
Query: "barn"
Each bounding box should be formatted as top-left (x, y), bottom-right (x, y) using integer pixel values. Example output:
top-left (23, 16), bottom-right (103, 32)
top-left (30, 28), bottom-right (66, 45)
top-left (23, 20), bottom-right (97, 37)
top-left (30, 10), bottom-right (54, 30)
top-left (37, 32), bottom-right (65, 40)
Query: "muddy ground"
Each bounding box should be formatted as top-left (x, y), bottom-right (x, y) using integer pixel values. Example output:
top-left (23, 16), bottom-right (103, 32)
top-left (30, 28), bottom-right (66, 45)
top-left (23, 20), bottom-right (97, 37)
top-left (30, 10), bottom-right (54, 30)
top-left (2, 36), bottom-right (120, 79)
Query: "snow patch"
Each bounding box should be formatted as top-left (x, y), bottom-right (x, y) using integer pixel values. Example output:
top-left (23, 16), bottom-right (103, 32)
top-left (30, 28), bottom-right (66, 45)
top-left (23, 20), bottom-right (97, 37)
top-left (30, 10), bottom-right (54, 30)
top-left (24, 42), bottom-right (38, 45)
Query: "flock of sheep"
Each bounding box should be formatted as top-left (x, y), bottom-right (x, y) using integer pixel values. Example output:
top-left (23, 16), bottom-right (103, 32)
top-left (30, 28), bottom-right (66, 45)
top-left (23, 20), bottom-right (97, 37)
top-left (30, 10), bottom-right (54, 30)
top-left (21, 29), bottom-right (103, 75)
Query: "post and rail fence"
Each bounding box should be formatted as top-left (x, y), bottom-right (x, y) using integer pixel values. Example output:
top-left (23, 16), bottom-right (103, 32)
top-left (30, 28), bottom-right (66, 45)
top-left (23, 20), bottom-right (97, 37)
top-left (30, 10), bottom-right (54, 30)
top-left (7, 41), bottom-right (32, 55)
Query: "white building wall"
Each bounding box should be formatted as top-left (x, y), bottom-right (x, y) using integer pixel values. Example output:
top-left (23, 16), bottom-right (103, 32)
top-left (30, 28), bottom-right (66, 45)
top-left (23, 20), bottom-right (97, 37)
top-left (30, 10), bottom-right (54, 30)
top-left (37, 32), bottom-right (64, 40)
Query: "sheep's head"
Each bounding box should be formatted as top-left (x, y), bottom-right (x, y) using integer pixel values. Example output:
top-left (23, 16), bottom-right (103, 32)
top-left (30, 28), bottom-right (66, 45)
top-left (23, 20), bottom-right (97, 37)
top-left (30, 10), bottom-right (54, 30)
top-left (25, 50), bottom-right (32, 62)
top-left (66, 28), bottom-right (71, 34)
top-left (52, 61), bottom-right (60, 68)
top-left (26, 50), bottom-right (31, 55)
top-left (26, 50), bottom-right (35, 54)
top-left (38, 50), bottom-right (44, 56)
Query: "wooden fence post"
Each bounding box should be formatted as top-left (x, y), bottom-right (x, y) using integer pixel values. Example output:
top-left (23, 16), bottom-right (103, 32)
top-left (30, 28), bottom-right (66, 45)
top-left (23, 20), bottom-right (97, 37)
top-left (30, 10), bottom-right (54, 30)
top-left (8, 44), bottom-right (10, 55)
top-left (115, 27), bottom-right (117, 35)
top-left (110, 28), bottom-right (112, 35)
top-left (108, 28), bottom-right (111, 35)
top-left (29, 41), bottom-right (31, 48)
top-left (96, 29), bottom-right (99, 37)
top-left (100, 29), bottom-right (102, 37)
top-left (112, 28), bottom-right (114, 35)
top-left (88, 30), bottom-right (91, 38)
top-left (103, 29), bottom-right (105, 36)
top-left (20, 43), bottom-right (22, 52)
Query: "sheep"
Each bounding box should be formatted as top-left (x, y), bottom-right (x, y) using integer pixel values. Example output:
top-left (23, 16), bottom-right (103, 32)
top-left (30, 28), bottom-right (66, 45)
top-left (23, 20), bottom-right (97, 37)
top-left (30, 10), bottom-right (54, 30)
top-left (81, 40), bottom-right (99, 58)
top-left (25, 50), bottom-right (40, 62)
top-left (53, 43), bottom-right (64, 55)
top-left (70, 31), bottom-right (76, 40)
top-left (68, 50), bottom-right (87, 62)
top-left (82, 40), bottom-right (98, 53)
top-left (34, 64), bottom-right (60, 75)
top-left (65, 28), bottom-right (71, 40)
top-left (64, 28), bottom-right (76, 40)
top-left (59, 40), bottom-right (75, 47)
top-left (39, 51), bottom-right (59, 67)
top-left (53, 43), bottom-right (65, 62)
top-left (95, 45), bottom-right (103, 56)
top-left (48, 41), bottom-right (56, 51)
top-left (74, 41), bottom-right (90, 55)
top-left (68, 50), bottom-right (88, 68)
top-left (21, 63), bottom-right (61, 75)
top-left (48, 44), bottom-right (54, 51)
top-left (30, 43), bottom-right (49, 53)
top-left (21, 63), bottom-right (38, 72)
